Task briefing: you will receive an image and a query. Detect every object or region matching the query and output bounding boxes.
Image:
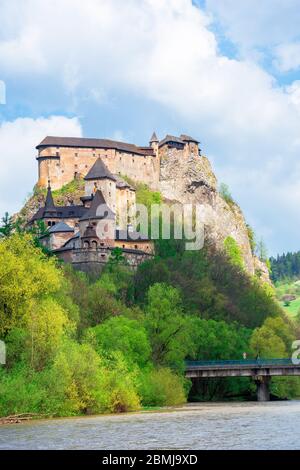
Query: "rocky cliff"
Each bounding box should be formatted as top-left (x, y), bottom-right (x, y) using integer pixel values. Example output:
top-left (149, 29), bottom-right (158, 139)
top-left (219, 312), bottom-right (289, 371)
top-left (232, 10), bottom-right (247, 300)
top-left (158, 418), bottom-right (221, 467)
top-left (159, 149), bottom-right (257, 276)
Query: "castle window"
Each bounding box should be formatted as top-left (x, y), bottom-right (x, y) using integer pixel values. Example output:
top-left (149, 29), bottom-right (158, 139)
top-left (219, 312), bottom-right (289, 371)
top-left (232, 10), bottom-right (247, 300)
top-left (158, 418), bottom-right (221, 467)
top-left (83, 241), bottom-right (90, 249)
top-left (56, 152), bottom-right (59, 157)
top-left (92, 240), bottom-right (98, 249)
top-left (122, 244), bottom-right (125, 248)
top-left (134, 245), bottom-right (138, 249)
top-left (93, 153), bottom-right (96, 157)
top-left (100, 242), bottom-right (105, 247)
top-left (75, 153), bottom-right (78, 157)
top-left (101, 254), bottom-right (105, 258)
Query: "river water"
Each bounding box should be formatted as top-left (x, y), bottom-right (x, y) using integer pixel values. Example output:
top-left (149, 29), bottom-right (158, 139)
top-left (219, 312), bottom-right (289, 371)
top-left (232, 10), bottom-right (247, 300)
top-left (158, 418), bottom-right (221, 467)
top-left (0, 402), bottom-right (299, 450)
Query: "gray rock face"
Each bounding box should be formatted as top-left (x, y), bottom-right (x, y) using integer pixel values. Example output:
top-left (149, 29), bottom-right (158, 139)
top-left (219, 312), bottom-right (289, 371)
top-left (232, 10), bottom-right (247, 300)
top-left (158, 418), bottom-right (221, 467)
top-left (159, 150), bottom-right (255, 275)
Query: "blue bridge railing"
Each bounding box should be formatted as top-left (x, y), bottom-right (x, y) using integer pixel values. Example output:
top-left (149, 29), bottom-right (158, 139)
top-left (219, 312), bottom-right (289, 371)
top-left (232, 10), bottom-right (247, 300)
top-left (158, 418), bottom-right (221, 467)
top-left (186, 358), bottom-right (294, 367)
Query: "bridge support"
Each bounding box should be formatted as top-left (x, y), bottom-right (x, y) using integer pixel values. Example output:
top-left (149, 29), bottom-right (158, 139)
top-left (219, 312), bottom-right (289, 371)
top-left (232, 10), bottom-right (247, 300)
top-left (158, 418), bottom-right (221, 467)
top-left (255, 376), bottom-right (270, 402)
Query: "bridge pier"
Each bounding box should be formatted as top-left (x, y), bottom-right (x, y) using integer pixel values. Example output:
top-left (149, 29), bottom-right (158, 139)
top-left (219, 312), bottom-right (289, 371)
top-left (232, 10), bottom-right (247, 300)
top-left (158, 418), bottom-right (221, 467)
top-left (255, 376), bottom-right (270, 402)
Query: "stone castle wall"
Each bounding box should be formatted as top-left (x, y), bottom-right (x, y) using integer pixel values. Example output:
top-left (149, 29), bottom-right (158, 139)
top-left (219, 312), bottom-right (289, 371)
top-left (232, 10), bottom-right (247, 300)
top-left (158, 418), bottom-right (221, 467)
top-left (37, 145), bottom-right (160, 190)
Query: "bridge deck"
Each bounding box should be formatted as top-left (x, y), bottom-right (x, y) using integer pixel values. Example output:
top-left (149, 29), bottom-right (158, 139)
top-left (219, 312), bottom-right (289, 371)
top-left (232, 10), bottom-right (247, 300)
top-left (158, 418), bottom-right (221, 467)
top-left (185, 359), bottom-right (300, 378)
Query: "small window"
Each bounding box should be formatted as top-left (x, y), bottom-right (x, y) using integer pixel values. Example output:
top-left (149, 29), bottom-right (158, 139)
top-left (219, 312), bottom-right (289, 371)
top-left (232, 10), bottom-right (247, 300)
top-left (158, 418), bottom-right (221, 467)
top-left (135, 245), bottom-right (138, 249)
top-left (75, 153), bottom-right (78, 157)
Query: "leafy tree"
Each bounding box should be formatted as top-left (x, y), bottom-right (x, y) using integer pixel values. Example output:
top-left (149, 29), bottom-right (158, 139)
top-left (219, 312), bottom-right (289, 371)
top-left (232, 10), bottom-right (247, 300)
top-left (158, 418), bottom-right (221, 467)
top-left (144, 283), bottom-right (194, 370)
top-left (108, 247), bottom-right (126, 267)
top-left (256, 238), bottom-right (268, 262)
top-left (0, 212), bottom-right (14, 238)
top-left (0, 234), bottom-right (61, 336)
top-left (84, 316), bottom-right (151, 368)
top-left (250, 317), bottom-right (294, 359)
top-left (138, 368), bottom-right (187, 406)
top-left (223, 236), bottom-right (244, 269)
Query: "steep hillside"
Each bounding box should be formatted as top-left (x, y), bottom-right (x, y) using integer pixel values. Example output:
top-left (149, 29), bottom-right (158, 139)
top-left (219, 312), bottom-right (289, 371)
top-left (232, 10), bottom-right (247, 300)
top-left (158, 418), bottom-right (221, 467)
top-left (159, 149), bottom-right (263, 277)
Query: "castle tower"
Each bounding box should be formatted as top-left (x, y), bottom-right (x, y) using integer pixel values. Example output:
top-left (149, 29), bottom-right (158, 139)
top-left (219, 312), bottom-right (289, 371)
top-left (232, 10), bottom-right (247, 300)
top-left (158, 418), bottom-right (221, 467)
top-left (84, 158), bottom-right (117, 214)
top-left (45, 179), bottom-right (55, 210)
top-left (149, 132), bottom-right (159, 156)
top-left (79, 189), bottom-right (115, 248)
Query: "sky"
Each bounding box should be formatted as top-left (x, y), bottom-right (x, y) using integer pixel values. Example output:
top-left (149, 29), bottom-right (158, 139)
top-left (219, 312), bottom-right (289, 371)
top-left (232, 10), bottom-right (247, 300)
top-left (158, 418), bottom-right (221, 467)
top-left (0, 0), bottom-right (300, 256)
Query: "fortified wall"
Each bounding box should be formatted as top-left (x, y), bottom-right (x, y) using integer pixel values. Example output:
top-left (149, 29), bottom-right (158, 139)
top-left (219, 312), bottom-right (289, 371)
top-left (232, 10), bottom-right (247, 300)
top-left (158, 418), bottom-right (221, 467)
top-left (36, 134), bottom-right (200, 191)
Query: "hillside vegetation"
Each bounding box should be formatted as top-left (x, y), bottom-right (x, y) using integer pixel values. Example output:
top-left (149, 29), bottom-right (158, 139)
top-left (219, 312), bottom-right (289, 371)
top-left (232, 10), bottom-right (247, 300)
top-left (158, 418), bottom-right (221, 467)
top-left (1, 184), bottom-right (299, 417)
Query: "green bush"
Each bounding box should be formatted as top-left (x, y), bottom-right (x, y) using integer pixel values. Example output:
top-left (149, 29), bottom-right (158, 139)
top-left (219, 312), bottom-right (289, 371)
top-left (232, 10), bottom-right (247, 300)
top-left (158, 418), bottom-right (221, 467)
top-left (138, 368), bottom-right (187, 407)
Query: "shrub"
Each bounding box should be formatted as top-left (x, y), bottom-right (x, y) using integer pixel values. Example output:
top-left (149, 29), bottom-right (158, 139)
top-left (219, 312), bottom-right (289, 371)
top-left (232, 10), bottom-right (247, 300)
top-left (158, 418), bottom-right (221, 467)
top-left (138, 368), bottom-right (187, 407)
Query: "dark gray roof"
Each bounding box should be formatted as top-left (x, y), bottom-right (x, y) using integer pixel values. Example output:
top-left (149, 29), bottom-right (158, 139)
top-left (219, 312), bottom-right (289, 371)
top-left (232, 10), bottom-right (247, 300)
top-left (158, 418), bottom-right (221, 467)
top-left (84, 158), bottom-right (116, 182)
top-left (158, 135), bottom-right (185, 147)
top-left (114, 175), bottom-right (135, 191)
top-left (48, 222), bottom-right (74, 233)
top-left (82, 222), bottom-right (98, 239)
top-left (180, 134), bottom-right (199, 143)
top-left (45, 183), bottom-right (55, 209)
top-left (79, 190), bottom-right (115, 221)
top-left (149, 132), bottom-right (159, 143)
top-left (30, 204), bottom-right (88, 223)
top-left (36, 136), bottom-right (150, 156)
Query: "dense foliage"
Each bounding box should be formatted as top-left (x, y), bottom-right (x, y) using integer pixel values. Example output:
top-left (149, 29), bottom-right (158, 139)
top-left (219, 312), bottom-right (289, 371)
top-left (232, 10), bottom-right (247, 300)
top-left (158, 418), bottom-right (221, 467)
top-left (0, 213), bottom-right (300, 417)
top-left (270, 251), bottom-right (300, 282)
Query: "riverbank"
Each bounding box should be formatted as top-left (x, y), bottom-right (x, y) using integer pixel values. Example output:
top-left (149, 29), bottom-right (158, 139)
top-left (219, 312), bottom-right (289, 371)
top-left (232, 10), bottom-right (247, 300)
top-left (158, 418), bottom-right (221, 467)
top-left (1, 402), bottom-right (300, 450)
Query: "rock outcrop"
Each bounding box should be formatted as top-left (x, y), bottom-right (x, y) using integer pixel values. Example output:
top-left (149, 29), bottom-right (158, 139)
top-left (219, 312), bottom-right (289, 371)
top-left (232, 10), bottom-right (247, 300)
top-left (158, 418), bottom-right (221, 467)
top-left (159, 149), bottom-right (256, 275)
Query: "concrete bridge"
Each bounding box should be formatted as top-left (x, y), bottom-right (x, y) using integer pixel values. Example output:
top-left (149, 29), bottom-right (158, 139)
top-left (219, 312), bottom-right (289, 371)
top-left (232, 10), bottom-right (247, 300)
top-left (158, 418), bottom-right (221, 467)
top-left (185, 359), bottom-right (300, 401)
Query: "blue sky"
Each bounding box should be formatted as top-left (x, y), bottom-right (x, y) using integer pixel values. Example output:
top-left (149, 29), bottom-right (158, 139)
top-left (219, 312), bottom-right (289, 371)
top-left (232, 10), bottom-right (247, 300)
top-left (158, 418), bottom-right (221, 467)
top-left (1, 0), bottom-right (300, 256)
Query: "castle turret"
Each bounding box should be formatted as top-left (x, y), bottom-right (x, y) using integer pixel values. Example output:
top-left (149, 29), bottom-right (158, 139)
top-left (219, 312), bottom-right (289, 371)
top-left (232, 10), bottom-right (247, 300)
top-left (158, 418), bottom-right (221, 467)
top-left (149, 131), bottom-right (159, 156)
top-left (84, 158), bottom-right (117, 214)
top-left (79, 189), bottom-right (115, 247)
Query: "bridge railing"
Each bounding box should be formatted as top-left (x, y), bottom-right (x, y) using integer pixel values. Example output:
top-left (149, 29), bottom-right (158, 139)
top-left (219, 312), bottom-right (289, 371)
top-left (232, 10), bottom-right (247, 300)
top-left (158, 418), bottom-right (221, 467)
top-left (185, 358), bottom-right (294, 367)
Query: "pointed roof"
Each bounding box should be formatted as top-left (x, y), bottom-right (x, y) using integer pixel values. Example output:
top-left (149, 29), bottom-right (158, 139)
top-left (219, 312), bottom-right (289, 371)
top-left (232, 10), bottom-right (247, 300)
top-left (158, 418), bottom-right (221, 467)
top-left (84, 158), bottom-right (116, 182)
top-left (48, 222), bottom-right (74, 233)
top-left (45, 180), bottom-right (55, 209)
top-left (80, 190), bottom-right (115, 221)
top-left (149, 132), bottom-right (158, 143)
top-left (82, 222), bottom-right (98, 239)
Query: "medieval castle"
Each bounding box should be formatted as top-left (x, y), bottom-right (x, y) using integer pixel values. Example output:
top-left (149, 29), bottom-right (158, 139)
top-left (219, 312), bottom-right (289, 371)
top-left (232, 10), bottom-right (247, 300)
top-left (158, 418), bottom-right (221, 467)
top-left (30, 133), bottom-right (201, 273)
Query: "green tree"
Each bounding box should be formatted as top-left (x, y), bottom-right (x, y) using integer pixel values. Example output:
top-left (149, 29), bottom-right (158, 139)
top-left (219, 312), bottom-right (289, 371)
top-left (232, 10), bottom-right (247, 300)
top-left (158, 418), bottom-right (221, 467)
top-left (0, 234), bottom-right (62, 336)
top-left (250, 316), bottom-right (293, 359)
top-left (0, 212), bottom-right (14, 238)
top-left (84, 316), bottom-right (151, 368)
top-left (223, 236), bottom-right (244, 269)
top-left (144, 283), bottom-right (193, 370)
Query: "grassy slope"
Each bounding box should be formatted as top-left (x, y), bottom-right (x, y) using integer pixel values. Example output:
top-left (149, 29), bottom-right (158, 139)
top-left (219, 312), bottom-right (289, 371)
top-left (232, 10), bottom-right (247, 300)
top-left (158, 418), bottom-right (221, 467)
top-left (275, 279), bottom-right (300, 317)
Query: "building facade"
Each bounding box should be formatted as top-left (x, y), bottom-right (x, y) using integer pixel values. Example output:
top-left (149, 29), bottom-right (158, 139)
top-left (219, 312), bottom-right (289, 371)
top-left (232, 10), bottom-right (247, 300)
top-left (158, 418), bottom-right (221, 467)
top-left (36, 133), bottom-right (200, 191)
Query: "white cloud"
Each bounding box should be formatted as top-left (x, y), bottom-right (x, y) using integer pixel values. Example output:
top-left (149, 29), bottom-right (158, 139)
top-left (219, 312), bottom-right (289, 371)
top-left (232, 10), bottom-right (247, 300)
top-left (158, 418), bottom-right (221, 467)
top-left (205, 0), bottom-right (300, 55)
top-left (274, 42), bottom-right (300, 72)
top-left (0, 0), bottom-right (300, 252)
top-left (0, 116), bottom-right (82, 216)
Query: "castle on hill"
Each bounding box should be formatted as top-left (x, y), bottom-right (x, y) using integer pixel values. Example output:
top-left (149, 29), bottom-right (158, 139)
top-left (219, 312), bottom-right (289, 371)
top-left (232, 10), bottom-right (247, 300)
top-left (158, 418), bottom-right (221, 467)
top-left (36, 133), bottom-right (200, 191)
top-left (31, 132), bottom-right (201, 273)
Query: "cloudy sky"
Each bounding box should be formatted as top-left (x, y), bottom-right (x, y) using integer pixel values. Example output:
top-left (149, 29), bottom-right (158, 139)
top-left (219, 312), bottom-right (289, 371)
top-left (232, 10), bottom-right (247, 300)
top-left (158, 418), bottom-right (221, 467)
top-left (0, 0), bottom-right (300, 255)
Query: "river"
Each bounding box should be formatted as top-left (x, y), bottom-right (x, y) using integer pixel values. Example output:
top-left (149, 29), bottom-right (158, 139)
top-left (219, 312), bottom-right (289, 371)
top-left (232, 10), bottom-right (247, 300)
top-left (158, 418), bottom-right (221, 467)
top-left (0, 402), bottom-right (299, 450)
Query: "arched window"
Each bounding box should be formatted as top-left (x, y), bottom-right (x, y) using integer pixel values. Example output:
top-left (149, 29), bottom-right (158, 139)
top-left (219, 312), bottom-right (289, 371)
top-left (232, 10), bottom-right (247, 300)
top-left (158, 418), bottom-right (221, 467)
top-left (83, 240), bottom-right (90, 249)
top-left (92, 240), bottom-right (98, 249)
